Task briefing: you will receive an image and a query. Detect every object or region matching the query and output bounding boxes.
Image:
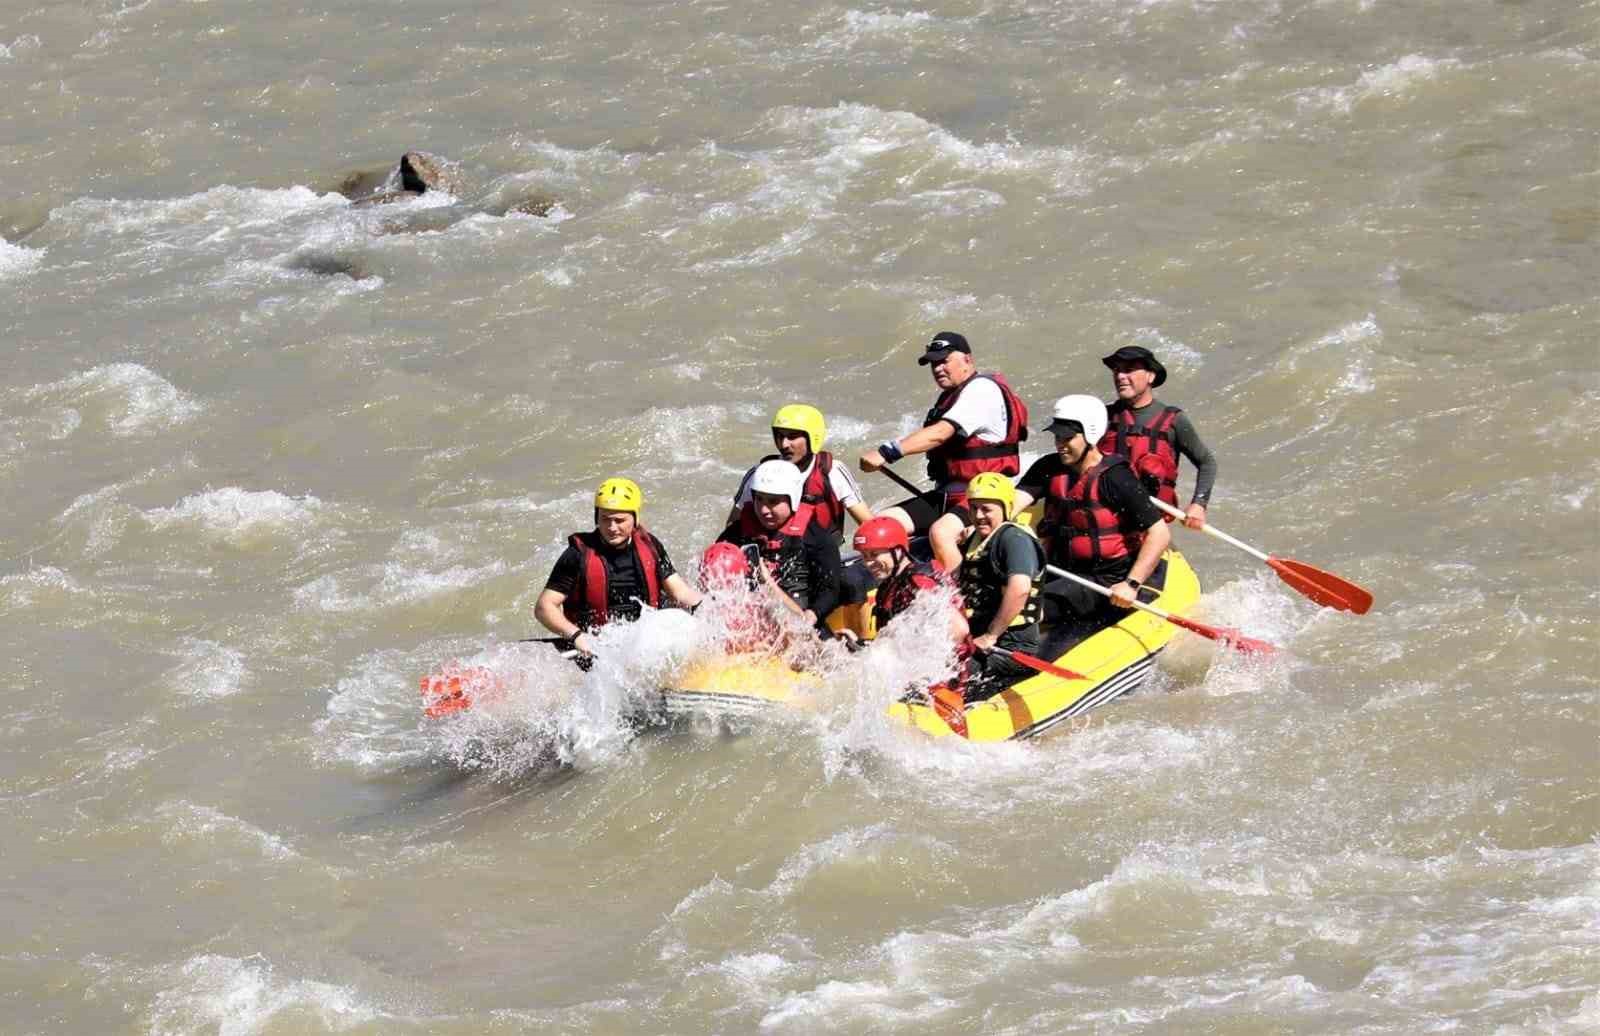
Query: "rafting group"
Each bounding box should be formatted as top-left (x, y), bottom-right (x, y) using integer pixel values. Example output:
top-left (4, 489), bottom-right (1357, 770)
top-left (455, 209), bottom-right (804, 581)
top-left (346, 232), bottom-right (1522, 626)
top-left (539, 332), bottom-right (1230, 689)
top-left (422, 331), bottom-right (1370, 736)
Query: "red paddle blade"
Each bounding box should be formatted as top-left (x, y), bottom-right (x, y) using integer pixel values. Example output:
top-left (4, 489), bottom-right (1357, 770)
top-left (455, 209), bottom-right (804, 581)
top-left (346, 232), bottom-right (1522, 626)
top-left (420, 665), bottom-right (505, 718)
top-left (1006, 650), bottom-right (1088, 682)
top-left (1268, 557), bottom-right (1373, 615)
top-left (929, 684), bottom-right (969, 738)
top-left (1167, 614), bottom-right (1277, 656)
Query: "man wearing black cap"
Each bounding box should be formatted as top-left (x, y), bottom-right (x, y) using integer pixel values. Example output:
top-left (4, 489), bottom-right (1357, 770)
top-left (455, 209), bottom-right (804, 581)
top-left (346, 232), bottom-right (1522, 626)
top-left (1098, 345), bottom-right (1217, 529)
top-left (859, 332), bottom-right (1029, 574)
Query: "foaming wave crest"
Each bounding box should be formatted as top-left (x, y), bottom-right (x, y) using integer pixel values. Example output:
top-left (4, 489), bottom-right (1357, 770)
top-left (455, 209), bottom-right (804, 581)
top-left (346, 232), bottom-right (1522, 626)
top-left (0, 235), bottom-right (43, 278)
top-left (163, 639), bottom-right (249, 700)
top-left (144, 488), bottom-right (324, 546)
top-left (25, 363), bottom-right (202, 436)
top-left (144, 954), bottom-right (393, 1035)
top-left (154, 801), bottom-right (300, 865)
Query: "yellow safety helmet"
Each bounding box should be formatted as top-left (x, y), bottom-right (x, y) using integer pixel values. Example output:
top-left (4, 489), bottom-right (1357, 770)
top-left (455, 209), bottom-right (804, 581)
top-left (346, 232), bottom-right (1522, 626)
top-left (593, 477), bottom-right (643, 516)
top-left (771, 403), bottom-right (826, 454)
top-left (966, 472), bottom-right (1016, 520)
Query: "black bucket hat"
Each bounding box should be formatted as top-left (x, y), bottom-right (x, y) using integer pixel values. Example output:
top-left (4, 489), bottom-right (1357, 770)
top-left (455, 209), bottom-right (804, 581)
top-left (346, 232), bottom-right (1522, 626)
top-left (1100, 345), bottom-right (1167, 387)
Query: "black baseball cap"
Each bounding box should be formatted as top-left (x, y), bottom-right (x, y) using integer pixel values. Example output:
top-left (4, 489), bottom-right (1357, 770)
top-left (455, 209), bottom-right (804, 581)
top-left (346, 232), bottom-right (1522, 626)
top-left (917, 331), bottom-right (972, 365)
top-left (1101, 345), bottom-right (1167, 387)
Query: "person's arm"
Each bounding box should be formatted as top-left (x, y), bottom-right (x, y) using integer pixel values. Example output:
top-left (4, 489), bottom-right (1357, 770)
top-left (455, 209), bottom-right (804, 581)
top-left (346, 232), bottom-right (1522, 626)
top-left (663, 572), bottom-right (702, 611)
top-left (971, 574), bottom-right (1032, 652)
top-left (1101, 466), bottom-right (1172, 608)
top-left (801, 531), bottom-right (843, 632)
top-left (726, 466), bottom-right (757, 528)
top-left (830, 465), bottom-right (874, 527)
top-left (1109, 519), bottom-right (1170, 608)
top-left (860, 421), bottom-right (956, 472)
top-left (1171, 412), bottom-right (1216, 528)
top-left (534, 588), bottom-right (597, 656)
top-left (1013, 455), bottom-right (1054, 515)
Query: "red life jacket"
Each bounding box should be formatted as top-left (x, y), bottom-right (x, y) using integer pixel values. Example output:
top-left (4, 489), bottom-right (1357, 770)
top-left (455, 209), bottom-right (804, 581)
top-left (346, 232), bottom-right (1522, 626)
top-left (759, 451), bottom-right (843, 536)
top-left (1097, 401), bottom-right (1182, 512)
top-left (734, 502), bottom-right (818, 603)
top-left (924, 372), bottom-right (1030, 485)
top-left (871, 559), bottom-right (946, 633)
top-left (561, 528), bottom-right (664, 629)
top-left (1046, 456), bottom-right (1144, 566)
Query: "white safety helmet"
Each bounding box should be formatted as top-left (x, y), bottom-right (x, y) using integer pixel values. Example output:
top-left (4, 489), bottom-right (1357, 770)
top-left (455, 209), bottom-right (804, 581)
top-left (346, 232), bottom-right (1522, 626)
top-left (749, 458), bottom-right (804, 512)
top-left (1043, 394), bottom-right (1108, 444)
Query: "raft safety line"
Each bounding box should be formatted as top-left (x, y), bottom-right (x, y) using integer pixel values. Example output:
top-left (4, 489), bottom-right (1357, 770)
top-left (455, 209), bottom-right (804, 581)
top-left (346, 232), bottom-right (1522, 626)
top-left (1014, 651), bottom-right (1161, 740)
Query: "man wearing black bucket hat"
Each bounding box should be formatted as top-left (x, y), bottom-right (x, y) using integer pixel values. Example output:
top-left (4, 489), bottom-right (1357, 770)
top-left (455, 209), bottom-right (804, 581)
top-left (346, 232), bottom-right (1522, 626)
top-left (1097, 345), bottom-right (1217, 529)
top-left (859, 331), bottom-right (1030, 574)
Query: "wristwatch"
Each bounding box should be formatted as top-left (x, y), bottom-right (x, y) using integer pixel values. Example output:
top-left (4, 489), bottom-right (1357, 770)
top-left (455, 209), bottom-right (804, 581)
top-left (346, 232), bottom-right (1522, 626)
top-left (1125, 578), bottom-right (1142, 592)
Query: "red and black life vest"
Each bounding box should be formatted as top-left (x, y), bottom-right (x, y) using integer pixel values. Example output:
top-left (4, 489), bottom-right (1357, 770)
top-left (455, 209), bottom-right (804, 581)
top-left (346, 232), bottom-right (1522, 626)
top-left (561, 528), bottom-right (664, 629)
top-left (924, 372), bottom-right (1030, 485)
top-left (1046, 456), bottom-right (1144, 566)
top-left (1097, 401), bottom-right (1182, 511)
top-left (871, 560), bottom-right (945, 633)
top-left (734, 502), bottom-right (818, 604)
top-left (759, 451), bottom-right (843, 536)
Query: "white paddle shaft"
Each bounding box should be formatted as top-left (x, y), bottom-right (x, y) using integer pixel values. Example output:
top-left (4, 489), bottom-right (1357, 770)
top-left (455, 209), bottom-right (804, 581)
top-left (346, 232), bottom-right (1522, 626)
top-left (1044, 563), bottom-right (1177, 623)
top-left (1148, 497), bottom-right (1270, 563)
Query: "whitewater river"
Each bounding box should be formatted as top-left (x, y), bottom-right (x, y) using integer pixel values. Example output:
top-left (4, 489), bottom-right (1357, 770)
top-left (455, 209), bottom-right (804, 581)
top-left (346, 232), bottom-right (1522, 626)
top-left (3, 1), bottom-right (1596, 1032)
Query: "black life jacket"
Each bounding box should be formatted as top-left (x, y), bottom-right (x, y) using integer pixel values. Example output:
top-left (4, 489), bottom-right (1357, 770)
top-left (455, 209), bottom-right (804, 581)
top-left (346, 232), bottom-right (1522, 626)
top-left (1097, 401), bottom-right (1182, 511)
top-left (734, 502), bottom-right (818, 607)
top-left (924, 372), bottom-right (1029, 485)
top-left (871, 559), bottom-right (945, 633)
top-left (958, 521), bottom-right (1043, 633)
top-left (561, 528), bottom-right (664, 629)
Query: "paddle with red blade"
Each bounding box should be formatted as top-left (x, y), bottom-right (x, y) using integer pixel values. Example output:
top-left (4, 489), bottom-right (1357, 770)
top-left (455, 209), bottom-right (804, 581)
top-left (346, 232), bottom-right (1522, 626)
top-left (1044, 564), bottom-right (1277, 656)
top-left (1148, 498), bottom-right (1372, 615)
top-left (420, 637), bottom-right (578, 718)
top-left (987, 646), bottom-right (1087, 682)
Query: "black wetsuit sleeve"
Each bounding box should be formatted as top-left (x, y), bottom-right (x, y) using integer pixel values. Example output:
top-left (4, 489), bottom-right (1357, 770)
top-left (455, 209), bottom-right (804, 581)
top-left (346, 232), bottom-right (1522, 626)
top-left (714, 525), bottom-right (741, 546)
top-left (803, 525), bottom-right (843, 629)
top-left (544, 544), bottom-right (583, 596)
top-left (1171, 412), bottom-right (1217, 505)
top-left (653, 540), bottom-right (677, 583)
top-left (1099, 464), bottom-right (1165, 531)
top-left (1016, 454), bottom-right (1056, 501)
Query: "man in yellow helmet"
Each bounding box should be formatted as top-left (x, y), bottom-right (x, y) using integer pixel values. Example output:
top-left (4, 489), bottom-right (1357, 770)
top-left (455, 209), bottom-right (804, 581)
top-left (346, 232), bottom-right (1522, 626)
top-left (957, 471), bottom-right (1046, 700)
top-left (726, 403), bottom-right (872, 544)
top-left (534, 478), bottom-right (703, 658)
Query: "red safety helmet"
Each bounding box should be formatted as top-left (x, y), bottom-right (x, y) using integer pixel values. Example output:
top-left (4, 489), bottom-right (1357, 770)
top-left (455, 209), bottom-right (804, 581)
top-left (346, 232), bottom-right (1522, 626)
top-left (698, 541), bottom-right (751, 590)
top-left (852, 516), bottom-right (909, 553)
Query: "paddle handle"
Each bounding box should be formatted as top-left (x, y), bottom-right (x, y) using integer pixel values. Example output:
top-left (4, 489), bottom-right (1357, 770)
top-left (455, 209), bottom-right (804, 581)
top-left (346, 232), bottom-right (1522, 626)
top-left (875, 462), bottom-right (925, 499)
top-left (1148, 497), bottom-right (1270, 563)
top-left (1043, 563), bottom-right (1176, 623)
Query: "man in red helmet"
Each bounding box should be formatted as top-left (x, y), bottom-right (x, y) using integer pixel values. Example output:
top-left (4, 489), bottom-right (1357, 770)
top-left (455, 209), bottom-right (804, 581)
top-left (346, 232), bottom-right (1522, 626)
top-left (839, 516), bottom-right (968, 647)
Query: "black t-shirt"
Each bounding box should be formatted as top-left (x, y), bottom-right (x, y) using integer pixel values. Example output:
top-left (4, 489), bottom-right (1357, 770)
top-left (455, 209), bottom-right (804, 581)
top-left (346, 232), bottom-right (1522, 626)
top-left (544, 534), bottom-right (677, 624)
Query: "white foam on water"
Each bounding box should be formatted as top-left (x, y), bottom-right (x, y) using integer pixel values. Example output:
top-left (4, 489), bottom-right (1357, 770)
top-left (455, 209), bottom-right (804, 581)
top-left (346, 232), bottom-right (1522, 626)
top-left (293, 558), bottom-right (507, 614)
top-left (163, 639), bottom-right (249, 700)
top-left (154, 801), bottom-right (301, 864)
top-left (143, 487), bottom-right (324, 545)
top-left (26, 363), bottom-right (202, 436)
top-left (0, 34), bottom-right (42, 60)
top-left (0, 566), bottom-right (88, 613)
top-left (144, 954), bottom-right (392, 1036)
top-left (0, 235), bottom-right (43, 278)
top-left (52, 185), bottom-right (343, 244)
top-left (1298, 54), bottom-right (1463, 115)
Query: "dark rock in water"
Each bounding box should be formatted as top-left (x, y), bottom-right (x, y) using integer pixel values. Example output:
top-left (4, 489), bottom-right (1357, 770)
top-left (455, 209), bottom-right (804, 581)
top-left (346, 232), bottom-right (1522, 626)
top-left (0, 197), bottom-right (52, 242)
top-left (286, 250), bottom-right (370, 280)
top-left (398, 151), bottom-right (461, 195)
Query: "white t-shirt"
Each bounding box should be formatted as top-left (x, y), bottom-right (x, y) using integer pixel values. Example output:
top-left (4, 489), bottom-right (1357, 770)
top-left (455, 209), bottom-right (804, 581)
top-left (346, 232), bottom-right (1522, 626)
top-left (931, 376), bottom-right (1010, 490)
top-left (733, 454), bottom-right (863, 511)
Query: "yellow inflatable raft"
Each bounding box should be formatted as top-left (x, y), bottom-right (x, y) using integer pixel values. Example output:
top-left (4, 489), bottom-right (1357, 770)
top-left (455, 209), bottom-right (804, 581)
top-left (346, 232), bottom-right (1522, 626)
top-left (661, 549), bottom-right (1202, 741)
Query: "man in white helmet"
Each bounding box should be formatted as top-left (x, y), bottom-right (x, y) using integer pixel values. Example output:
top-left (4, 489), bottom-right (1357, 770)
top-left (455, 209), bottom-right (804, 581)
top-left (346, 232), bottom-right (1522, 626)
top-left (726, 403), bottom-right (872, 543)
top-left (715, 458), bottom-right (843, 637)
top-left (1014, 395), bottom-right (1170, 646)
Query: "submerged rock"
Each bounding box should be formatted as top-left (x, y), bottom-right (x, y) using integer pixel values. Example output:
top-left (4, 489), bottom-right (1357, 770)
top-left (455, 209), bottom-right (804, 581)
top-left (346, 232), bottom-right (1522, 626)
top-left (333, 150), bottom-right (464, 207)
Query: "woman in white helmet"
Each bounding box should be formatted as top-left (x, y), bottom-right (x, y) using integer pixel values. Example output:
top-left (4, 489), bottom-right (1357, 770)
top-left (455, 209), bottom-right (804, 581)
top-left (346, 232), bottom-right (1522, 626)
top-left (715, 458), bottom-right (844, 637)
top-left (1014, 395), bottom-right (1171, 650)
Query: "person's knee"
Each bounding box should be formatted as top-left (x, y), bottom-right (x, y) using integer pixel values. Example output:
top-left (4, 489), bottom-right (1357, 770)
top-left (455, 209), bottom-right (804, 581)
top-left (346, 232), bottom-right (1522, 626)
top-left (929, 513), bottom-right (962, 546)
top-left (880, 507), bottom-right (914, 535)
